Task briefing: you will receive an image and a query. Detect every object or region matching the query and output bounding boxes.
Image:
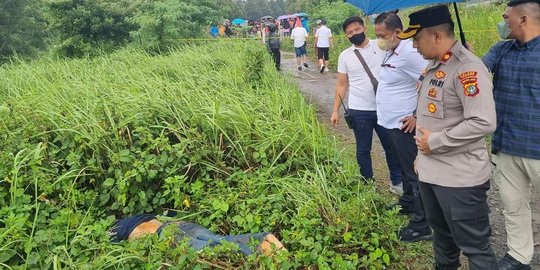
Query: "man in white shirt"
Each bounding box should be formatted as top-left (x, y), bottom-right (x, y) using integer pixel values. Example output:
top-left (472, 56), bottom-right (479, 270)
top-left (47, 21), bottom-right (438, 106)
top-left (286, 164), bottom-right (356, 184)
top-left (290, 18), bottom-right (309, 71)
top-left (374, 12), bottom-right (430, 243)
top-left (314, 20), bottom-right (333, 73)
top-left (331, 16), bottom-right (403, 196)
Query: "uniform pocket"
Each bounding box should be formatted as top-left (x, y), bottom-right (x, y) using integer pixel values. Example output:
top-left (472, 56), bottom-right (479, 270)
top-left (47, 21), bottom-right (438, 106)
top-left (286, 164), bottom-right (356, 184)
top-left (421, 87), bottom-right (444, 119)
top-left (450, 202), bottom-right (492, 246)
top-left (451, 202), bottom-right (490, 221)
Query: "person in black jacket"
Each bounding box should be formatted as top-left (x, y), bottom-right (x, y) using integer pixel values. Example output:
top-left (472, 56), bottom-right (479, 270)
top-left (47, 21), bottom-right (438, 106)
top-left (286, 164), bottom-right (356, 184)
top-left (265, 23), bottom-right (281, 70)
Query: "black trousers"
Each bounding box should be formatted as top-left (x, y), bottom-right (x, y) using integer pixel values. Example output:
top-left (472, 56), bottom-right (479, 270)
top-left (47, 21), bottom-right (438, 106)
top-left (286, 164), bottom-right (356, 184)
top-left (418, 180), bottom-right (497, 270)
top-left (269, 48), bottom-right (280, 70)
top-left (387, 128), bottom-right (428, 229)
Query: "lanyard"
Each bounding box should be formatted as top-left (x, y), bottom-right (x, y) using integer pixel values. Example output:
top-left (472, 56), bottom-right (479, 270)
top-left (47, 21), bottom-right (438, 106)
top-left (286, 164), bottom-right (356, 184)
top-left (381, 51), bottom-right (396, 68)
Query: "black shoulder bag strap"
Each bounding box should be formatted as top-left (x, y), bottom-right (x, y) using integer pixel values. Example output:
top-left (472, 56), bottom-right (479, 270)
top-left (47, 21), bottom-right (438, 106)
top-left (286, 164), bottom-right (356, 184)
top-left (353, 49), bottom-right (378, 93)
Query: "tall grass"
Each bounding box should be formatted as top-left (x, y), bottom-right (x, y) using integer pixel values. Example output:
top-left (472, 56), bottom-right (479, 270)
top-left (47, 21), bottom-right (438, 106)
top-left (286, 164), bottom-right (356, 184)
top-left (0, 41), bottom-right (406, 269)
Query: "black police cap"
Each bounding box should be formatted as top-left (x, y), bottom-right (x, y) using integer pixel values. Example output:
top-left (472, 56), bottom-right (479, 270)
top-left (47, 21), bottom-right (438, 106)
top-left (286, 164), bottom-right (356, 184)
top-left (398, 5), bottom-right (453, 39)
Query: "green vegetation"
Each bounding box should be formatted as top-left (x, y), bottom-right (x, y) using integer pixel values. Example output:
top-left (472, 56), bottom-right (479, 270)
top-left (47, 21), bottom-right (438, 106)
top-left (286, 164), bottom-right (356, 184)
top-left (0, 2), bottom-right (509, 269)
top-left (0, 41), bottom-right (409, 269)
top-left (320, 3), bottom-right (504, 71)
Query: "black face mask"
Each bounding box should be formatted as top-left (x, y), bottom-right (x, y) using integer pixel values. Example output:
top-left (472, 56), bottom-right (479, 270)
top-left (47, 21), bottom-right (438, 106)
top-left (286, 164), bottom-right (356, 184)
top-left (348, 32), bottom-right (366, 45)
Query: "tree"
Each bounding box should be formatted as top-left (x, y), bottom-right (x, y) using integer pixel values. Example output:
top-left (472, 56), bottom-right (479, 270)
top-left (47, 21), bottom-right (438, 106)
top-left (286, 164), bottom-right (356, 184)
top-left (130, 0), bottom-right (231, 52)
top-left (0, 0), bottom-right (47, 63)
top-left (310, 2), bottom-right (362, 34)
top-left (286, 0), bottom-right (342, 14)
top-left (45, 0), bottom-right (137, 58)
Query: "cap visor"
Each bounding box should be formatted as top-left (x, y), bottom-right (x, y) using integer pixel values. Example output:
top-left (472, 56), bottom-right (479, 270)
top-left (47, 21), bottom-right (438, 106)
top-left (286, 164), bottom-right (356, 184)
top-left (398, 28), bottom-right (418, 39)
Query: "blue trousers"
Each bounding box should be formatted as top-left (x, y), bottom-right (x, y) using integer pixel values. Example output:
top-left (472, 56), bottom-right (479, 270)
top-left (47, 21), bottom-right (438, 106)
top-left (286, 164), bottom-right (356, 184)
top-left (348, 109), bottom-right (402, 184)
top-left (158, 221), bottom-right (269, 255)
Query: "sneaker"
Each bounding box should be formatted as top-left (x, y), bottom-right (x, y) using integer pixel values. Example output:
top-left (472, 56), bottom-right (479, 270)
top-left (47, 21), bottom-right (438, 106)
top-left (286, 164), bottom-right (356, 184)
top-left (298, 66), bottom-right (302, 71)
top-left (498, 253), bottom-right (531, 270)
top-left (320, 65), bottom-right (325, 73)
top-left (303, 63), bottom-right (308, 68)
top-left (324, 67), bottom-right (330, 72)
top-left (398, 224), bottom-right (432, 242)
top-left (390, 183), bottom-right (404, 195)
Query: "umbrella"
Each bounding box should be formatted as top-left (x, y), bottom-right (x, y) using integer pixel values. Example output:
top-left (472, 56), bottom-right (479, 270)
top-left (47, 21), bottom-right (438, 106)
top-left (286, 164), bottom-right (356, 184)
top-left (261, 16), bottom-right (274, 22)
top-left (295, 12), bottom-right (308, 17)
top-left (276, 15), bottom-right (292, 20)
top-left (344, 0), bottom-right (467, 47)
top-left (231, 18), bottom-right (246, 25)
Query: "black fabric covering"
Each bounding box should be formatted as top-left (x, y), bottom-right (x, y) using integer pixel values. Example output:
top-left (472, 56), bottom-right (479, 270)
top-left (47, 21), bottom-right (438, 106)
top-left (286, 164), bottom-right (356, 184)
top-left (110, 214), bottom-right (156, 242)
top-left (408, 5), bottom-right (452, 30)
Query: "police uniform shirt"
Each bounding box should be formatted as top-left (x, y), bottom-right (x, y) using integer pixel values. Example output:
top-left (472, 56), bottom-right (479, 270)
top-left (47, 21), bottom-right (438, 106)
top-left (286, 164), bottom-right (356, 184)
top-left (416, 41), bottom-right (497, 187)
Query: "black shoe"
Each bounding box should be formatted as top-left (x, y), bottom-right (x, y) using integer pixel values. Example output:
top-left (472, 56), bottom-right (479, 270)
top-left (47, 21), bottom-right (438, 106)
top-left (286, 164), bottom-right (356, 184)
top-left (303, 63), bottom-right (308, 68)
top-left (320, 65), bottom-right (325, 73)
top-left (498, 253), bottom-right (531, 270)
top-left (385, 203), bottom-right (414, 215)
top-left (398, 224), bottom-right (432, 242)
top-left (298, 66), bottom-right (302, 71)
top-left (433, 262), bottom-right (460, 270)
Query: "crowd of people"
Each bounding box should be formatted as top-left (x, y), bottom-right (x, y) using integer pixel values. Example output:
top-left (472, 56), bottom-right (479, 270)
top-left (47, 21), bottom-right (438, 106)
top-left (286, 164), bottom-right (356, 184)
top-left (208, 20), bottom-right (267, 38)
top-left (330, 1), bottom-right (539, 269)
top-left (263, 17), bottom-right (334, 72)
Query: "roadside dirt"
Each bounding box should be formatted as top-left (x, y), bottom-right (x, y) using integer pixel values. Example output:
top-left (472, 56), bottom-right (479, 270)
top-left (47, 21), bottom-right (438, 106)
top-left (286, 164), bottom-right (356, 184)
top-left (280, 51), bottom-right (540, 269)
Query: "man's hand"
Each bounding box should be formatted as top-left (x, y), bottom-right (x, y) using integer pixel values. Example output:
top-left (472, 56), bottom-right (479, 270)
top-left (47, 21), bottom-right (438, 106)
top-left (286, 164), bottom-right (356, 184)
top-left (415, 126), bottom-right (432, 155)
top-left (331, 111), bottom-right (339, 127)
top-left (414, 159), bottom-right (418, 175)
top-left (400, 115), bottom-right (416, 133)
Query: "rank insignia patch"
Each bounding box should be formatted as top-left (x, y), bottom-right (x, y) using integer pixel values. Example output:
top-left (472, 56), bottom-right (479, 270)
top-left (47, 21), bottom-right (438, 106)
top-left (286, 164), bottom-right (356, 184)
top-left (428, 88), bottom-right (437, 98)
top-left (435, 70), bottom-right (446, 79)
top-left (441, 52), bottom-right (453, 63)
top-left (428, 103), bottom-right (437, 113)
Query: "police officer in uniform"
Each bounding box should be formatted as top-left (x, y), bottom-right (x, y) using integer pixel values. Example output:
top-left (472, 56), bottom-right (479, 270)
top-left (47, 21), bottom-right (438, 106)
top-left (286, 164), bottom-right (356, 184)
top-left (397, 5), bottom-right (498, 270)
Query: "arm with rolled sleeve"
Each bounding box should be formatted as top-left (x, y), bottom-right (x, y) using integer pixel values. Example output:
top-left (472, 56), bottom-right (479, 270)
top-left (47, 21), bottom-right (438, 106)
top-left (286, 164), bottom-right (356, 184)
top-left (427, 62), bottom-right (497, 154)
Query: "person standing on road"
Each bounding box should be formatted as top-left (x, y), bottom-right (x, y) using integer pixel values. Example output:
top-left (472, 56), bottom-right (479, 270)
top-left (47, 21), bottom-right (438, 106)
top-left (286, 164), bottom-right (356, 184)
top-left (290, 18), bottom-right (309, 71)
top-left (265, 23), bottom-right (281, 71)
top-left (482, 0), bottom-right (540, 269)
top-left (314, 20), bottom-right (333, 73)
top-left (398, 5), bottom-right (498, 269)
top-left (374, 11), bottom-right (430, 243)
top-left (331, 16), bottom-right (403, 188)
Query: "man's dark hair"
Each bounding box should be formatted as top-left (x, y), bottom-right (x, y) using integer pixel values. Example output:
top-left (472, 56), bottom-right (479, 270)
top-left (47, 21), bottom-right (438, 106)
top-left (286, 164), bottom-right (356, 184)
top-left (507, 0), bottom-right (540, 6)
top-left (320, 19), bottom-right (327, 25)
top-left (342, 16), bottom-right (364, 32)
top-left (374, 12), bottom-right (403, 31)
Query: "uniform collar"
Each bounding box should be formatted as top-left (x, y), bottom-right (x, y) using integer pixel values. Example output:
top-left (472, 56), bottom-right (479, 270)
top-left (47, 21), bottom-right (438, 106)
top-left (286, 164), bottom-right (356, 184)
top-left (434, 40), bottom-right (461, 66)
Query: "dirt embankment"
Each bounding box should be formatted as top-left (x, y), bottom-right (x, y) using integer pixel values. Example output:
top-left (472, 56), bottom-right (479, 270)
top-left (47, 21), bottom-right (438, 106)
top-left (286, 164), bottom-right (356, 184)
top-left (280, 51), bottom-right (540, 269)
